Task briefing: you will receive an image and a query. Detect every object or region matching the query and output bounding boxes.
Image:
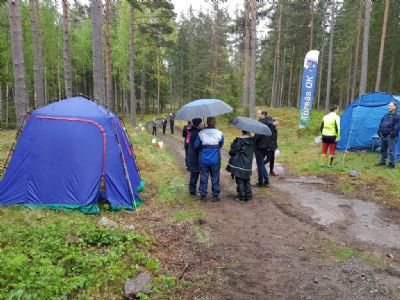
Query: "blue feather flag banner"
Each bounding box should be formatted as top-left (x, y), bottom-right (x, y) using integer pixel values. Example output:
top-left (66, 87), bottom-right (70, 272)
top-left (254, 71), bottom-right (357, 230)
top-left (299, 50), bottom-right (319, 129)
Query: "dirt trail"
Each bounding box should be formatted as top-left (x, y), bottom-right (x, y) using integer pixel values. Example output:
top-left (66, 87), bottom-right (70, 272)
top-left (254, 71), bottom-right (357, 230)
top-left (156, 131), bottom-right (400, 299)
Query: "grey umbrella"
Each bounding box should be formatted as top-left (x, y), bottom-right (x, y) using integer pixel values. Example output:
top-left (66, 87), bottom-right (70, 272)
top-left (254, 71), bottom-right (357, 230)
top-left (230, 117), bottom-right (272, 135)
top-left (175, 99), bottom-right (233, 120)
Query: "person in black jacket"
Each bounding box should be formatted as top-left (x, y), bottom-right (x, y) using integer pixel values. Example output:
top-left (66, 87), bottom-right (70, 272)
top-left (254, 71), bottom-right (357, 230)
top-left (376, 101), bottom-right (400, 168)
top-left (187, 118), bottom-right (203, 195)
top-left (226, 131), bottom-right (254, 202)
top-left (151, 118), bottom-right (157, 136)
top-left (264, 117), bottom-right (279, 176)
top-left (253, 111), bottom-right (270, 187)
top-left (162, 117), bottom-right (168, 135)
top-left (182, 120), bottom-right (192, 169)
top-left (169, 113), bottom-right (175, 134)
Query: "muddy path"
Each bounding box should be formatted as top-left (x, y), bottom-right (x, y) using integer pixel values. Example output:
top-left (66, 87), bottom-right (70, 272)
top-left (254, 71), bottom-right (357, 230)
top-left (153, 130), bottom-right (400, 299)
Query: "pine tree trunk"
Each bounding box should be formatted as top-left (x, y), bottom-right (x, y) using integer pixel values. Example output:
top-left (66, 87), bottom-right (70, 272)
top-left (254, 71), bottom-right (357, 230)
top-left (272, 1), bottom-right (283, 107)
top-left (309, 0), bottom-right (314, 50)
top-left (0, 85), bottom-right (2, 121)
top-left (288, 46), bottom-right (294, 109)
top-left (346, 44), bottom-right (353, 107)
top-left (9, 0), bottom-right (29, 126)
top-left (29, 0), bottom-right (44, 107)
top-left (388, 53), bottom-right (394, 92)
top-left (325, 0), bottom-right (335, 111)
top-left (351, 3), bottom-right (363, 101)
top-left (129, 4), bottom-right (137, 127)
top-left (157, 54), bottom-right (160, 115)
top-left (141, 70), bottom-right (145, 121)
top-left (279, 47), bottom-right (286, 107)
top-left (105, 0), bottom-right (113, 109)
top-left (359, 0), bottom-right (371, 97)
top-left (114, 75), bottom-right (118, 112)
top-left (374, 0), bottom-right (389, 92)
top-left (242, 2), bottom-right (250, 109)
top-left (62, 0), bottom-right (72, 98)
top-left (248, 0), bottom-right (257, 118)
top-left (317, 34), bottom-right (325, 109)
top-left (91, 0), bottom-right (105, 104)
top-left (296, 66), bottom-right (301, 108)
top-left (6, 83), bottom-right (9, 127)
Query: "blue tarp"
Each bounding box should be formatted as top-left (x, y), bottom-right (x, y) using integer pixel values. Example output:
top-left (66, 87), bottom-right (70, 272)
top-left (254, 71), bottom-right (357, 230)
top-left (0, 97), bottom-right (143, 213)
top-left (337, 92), bottom-right (400, 160)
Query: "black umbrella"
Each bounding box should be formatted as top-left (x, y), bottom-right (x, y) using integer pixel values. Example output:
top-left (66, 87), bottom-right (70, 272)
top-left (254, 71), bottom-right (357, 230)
top-left (230, 117), bottom-right (272, 135)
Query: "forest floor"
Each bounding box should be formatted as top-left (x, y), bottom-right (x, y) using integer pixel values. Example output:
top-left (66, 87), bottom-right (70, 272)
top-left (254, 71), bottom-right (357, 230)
top-left (151, 125), bottom-right (400, 300)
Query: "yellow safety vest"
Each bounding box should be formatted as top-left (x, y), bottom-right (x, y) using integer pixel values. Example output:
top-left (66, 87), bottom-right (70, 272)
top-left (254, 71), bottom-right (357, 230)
top-left (321, 112), bottom-right (340, 140)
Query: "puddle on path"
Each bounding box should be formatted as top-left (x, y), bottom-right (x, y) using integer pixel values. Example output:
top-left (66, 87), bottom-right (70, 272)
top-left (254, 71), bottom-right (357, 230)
top-left (275, 181), bottom-right (400, 249)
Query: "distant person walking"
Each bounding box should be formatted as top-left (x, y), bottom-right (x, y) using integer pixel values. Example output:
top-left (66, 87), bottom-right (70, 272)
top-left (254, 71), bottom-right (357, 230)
top-left (263, 117), bottom-right (279, 176)
top-left (187, 118), bottom-right (203, 196)
top-left (320, 104), bottom-right (340, 167)
top-left (169, 113), bottom-right (175, 134)
top-left (226, 131), bottom-right (254, 202)
top-left (162, 117), bottom-right (168, 135)
top-left (376, 101), bottom-right (400, 169)
top-left (253, 111), bottom-right (270, 187)
top-left (182, 120), bottom-right (192, 169)
top-left (151, 118), bottom-right (157, 136)
top-left (195, 117), bottom-right (224, 202)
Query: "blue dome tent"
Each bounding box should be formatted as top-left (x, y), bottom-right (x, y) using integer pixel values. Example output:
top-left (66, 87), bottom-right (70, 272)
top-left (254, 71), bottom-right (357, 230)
top-left (0, 96), bottom-right (144, 213)
top-left (337, 92), bottom-right (400, 160)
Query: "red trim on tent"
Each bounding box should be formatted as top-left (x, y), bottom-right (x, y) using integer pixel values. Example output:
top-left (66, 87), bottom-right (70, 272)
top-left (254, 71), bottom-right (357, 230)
top-left (33, 116), bottom-right (107, 178)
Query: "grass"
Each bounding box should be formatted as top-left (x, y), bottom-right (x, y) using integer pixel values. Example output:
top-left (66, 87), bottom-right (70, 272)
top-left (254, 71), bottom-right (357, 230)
top-left (0, 122), bottom-right (203, 299)
top-left (320, 239), bottom-right (387, 267)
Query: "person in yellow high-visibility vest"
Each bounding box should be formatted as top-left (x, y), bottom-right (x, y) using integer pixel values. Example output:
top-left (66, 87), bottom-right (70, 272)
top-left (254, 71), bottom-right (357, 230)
top-left (320, 104), bottom-right (340, 167)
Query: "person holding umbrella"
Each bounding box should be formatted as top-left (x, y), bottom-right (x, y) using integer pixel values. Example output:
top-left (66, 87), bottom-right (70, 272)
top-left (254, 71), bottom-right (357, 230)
top-left (195, 117), bottom-right (224, 202)
top-left (254, 111), bottom-right (271, 187)
top-left (174, 98), bottom-right (233, 200)
top-left (226, 131), bottom-right (254, 202)
top-left (187, 118), bottom-right (203, 196)
top-left (228, 116), bottom-right (271, 201)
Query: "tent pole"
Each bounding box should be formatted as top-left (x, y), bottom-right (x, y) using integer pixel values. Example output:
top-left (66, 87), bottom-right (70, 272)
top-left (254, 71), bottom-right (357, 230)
top-left (1, 113), bottom-right (30, 178)
top-left (111, 118), bottom-right (139, 214)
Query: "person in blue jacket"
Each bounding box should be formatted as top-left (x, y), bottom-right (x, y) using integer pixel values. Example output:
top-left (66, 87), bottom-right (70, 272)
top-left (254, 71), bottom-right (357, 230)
top-left (376, 101), bottom-right (400, 168)
top-left (195, 117), bottom-right (224, 202)
top-left (187, 118), bottom-right (203, 196)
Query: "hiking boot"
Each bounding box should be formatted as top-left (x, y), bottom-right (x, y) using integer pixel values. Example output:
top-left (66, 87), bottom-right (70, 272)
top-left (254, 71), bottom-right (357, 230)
top-left (200, 196), bottom-right (207, 202)
top-left (212, 196), bottom-right (220, 202)
top-left (270, 171), bottom-right (278, 176)
top-left (189, 192), bottom-right (196, 196)
top-left (251, 182), bottom-right (265, 188)
top-left (388, 164), bottom-right (395, 169)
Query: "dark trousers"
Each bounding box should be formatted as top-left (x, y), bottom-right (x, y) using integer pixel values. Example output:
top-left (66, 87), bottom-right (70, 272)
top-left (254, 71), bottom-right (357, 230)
top-left (152, 127), bottom-right (157, 136)
top-left (236, 177), bottom-right (252, 201)
top-left (162, 126), bottom-right (167, 134)
top-left (199, 163), bottom-right (220, 197)
top-left (189, 172), bottom-right (199, 194)
top-left (255, 148), bottom-right (269, 184)
top-left (184, 144), bottom-right (189, 168)
top-left (265, 149), bottom-right (275, 173)
top-left (380, 136), bottom-right (397, 166)
top-left (170, 122), bottom-right (174, 134)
